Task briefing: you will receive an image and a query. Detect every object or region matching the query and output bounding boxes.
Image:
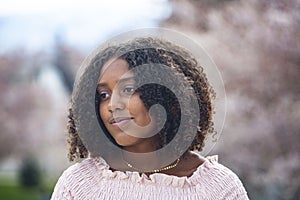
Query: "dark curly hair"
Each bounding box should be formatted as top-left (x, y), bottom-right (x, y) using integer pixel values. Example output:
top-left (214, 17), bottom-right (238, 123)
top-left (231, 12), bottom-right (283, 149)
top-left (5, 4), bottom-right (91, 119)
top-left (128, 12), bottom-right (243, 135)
top-left (67, 37), bottom-right (215, 162)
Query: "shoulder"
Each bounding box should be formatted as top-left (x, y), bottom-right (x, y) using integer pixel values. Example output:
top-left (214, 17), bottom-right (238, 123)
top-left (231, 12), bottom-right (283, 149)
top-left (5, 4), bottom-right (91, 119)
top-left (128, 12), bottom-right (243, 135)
top-left (57, 158), bottom-right (98, 183)
top-left (51, 158), bottom-right (99, 199)
top-left (191, 155), bottom-right (249, 199)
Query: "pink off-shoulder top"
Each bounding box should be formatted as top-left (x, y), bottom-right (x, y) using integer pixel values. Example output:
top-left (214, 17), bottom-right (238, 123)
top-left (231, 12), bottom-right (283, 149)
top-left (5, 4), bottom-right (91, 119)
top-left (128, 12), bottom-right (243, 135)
top-left (51, 155), bottom-right (249, 200)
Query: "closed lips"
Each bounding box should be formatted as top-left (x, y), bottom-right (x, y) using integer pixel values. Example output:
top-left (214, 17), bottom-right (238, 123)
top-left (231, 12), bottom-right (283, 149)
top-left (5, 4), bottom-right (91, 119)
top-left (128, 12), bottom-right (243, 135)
top-left (109, 117), bottom-right (133, 124)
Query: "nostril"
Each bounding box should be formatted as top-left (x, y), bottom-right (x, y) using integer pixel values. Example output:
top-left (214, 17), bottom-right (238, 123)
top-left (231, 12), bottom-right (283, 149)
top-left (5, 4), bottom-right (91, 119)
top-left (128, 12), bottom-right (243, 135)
top-left (107, 103), bottom-right (113, 113)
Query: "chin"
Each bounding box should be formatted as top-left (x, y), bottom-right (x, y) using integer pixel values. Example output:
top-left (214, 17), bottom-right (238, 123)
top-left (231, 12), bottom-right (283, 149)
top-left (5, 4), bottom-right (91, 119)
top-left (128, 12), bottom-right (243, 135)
top-left (113, 133), bottom-right (140, 147)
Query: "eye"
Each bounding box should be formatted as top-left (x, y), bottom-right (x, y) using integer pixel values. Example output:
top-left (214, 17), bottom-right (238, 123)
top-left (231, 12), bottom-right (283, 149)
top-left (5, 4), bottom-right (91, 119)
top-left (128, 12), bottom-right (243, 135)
top-left (98, 90), bottom-right (110, 101)
top-left (122, 86), bottom-right (135, 95)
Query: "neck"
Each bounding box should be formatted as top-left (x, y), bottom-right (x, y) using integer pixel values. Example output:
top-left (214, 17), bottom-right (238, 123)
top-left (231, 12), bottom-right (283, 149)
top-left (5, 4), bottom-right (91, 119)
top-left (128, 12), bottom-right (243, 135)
top-left (122, 150), bottom-right (160, 172)
top-left (122, 134), bottom-right (160, 153)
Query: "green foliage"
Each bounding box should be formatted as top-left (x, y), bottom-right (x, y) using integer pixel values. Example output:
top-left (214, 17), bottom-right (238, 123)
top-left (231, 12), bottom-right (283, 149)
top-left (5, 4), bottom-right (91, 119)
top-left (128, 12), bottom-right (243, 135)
top-left (18, 158), bottom-right (41, 188)
top-left (0, 185), bottom-right (40, 200)
top-left (0, 176), bottom-right (55, 200)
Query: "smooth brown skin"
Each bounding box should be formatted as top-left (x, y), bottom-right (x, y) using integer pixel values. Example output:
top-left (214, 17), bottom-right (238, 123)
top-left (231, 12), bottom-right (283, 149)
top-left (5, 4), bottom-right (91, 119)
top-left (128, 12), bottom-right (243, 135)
top-left (162, 151), bottom-right (205, 177)
top-left (98, 58), bottom-right (159, 153)
top-left (97, 58), bottom-right (204, 177)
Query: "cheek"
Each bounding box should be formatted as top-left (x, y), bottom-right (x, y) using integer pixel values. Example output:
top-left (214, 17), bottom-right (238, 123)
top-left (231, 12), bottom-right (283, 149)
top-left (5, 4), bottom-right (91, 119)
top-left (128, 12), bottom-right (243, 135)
top-left (99, 103), bottom-right (108, 121)
top-left (128, 96), bottom-right (151, 123)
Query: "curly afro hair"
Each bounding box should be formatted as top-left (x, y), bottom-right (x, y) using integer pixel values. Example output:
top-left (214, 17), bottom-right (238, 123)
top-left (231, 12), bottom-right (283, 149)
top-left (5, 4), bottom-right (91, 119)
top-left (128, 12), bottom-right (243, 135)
top-left (67, 37), bottom-right (215, 162)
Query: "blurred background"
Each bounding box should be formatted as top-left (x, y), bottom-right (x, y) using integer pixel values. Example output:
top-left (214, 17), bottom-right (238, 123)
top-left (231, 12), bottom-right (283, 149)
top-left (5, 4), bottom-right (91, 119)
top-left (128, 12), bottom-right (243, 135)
top-left (0, 0), bottom-right (299, 199)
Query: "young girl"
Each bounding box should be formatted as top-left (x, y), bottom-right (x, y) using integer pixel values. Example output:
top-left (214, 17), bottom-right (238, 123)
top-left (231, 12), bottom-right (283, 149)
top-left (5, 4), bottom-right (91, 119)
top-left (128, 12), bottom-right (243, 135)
top-left (51, 35), bottom-right (249, 199)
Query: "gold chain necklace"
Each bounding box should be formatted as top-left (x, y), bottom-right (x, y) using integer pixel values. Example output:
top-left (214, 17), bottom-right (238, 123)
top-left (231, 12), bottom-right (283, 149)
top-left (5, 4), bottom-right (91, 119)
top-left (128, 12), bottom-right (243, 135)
top-left (124, 158), bottom-right (180, 173)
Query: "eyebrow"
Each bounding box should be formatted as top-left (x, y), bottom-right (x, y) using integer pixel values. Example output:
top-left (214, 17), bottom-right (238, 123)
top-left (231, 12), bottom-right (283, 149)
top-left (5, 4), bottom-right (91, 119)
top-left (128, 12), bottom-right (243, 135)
top-left (97, 76), bottom-right (135, 88)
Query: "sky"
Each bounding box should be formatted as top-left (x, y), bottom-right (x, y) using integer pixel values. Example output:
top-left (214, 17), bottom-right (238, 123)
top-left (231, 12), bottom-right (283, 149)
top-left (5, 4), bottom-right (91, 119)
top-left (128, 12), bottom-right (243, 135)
top-left (0, 0), bottom-right (172, 132)
top-left (0, 0), bottom-right (171, 54)
top-left (0, 0), bottom-right (171, 171)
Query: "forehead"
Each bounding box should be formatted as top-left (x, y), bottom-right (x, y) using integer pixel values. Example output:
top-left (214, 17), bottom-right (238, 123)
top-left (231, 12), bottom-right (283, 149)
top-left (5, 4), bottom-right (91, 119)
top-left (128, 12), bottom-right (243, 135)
top-left (98, 58), bottom-right (133, 83)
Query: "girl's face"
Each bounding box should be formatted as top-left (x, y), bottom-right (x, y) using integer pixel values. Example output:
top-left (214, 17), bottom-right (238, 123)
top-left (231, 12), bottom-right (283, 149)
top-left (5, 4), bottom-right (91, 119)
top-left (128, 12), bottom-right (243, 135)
top-left (97, 58), bottom-right (157, 152)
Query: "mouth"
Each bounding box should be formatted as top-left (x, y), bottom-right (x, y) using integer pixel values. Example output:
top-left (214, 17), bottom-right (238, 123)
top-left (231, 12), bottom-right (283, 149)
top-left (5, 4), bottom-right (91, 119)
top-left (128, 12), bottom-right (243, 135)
top-left (109, 117), bottom-right (134, 127)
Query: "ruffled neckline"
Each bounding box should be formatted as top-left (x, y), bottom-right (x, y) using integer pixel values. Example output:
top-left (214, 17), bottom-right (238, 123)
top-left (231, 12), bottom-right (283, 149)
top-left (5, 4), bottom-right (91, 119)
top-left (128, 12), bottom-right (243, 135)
top-left (91, 155), bottom-right (219, 187)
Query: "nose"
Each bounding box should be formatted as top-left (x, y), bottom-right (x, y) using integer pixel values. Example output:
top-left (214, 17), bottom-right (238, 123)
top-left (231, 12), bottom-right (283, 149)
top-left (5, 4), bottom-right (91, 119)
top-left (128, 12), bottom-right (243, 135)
top-left (107, 92), bottom-right (126, 113)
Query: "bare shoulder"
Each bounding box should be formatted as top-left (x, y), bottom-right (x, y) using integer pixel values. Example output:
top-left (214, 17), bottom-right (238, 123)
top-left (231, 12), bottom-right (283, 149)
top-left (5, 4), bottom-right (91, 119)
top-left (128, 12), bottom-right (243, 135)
top-left (181, 151), bottom-right (206, 174)
top-left (166, 151), bottom-right (205, 177)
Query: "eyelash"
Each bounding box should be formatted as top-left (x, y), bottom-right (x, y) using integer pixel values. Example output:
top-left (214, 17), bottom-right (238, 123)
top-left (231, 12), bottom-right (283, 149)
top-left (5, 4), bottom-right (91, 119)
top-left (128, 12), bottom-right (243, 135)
top-left (97, 85), bottom-right (136, 102)
top-left (122, 86), bottom-right (135, 95)
top-left (98, 91), bottom-right (110, 101)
